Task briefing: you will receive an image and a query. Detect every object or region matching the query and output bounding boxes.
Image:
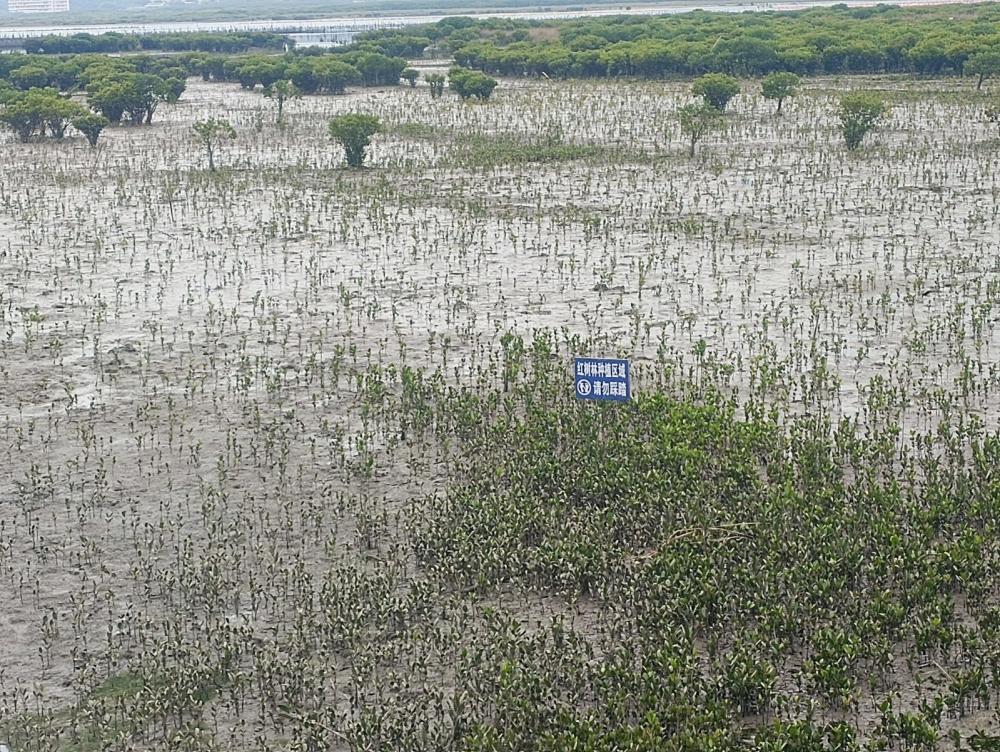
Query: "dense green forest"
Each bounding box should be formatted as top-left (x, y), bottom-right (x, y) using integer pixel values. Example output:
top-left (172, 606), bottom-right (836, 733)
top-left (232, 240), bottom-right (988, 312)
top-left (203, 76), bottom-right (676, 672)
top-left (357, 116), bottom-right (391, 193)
top-left (0, 47), bottom-right (411, 94)
top-left (0, 44), bottom-right (410, 141)
top-left (2, 2), bottom-right (999, 147)
top-left (20, 31), bottom-right (291, 55)
top-left (12, 4), bottom-right (1000, 81)
top-left (359, 4), bottom-right (1000, 78)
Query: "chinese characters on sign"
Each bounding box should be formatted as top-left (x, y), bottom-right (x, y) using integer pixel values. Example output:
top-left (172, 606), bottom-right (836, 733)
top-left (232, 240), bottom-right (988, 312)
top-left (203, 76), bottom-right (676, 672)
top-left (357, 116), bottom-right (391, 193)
top-left (574, 357), bottom-right (631, 402)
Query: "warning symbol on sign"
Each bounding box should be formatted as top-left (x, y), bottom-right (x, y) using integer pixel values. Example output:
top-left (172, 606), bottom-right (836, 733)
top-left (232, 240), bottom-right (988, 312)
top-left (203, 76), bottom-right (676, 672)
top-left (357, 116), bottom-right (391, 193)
top-left (573, 357), bottom-right (631, 403)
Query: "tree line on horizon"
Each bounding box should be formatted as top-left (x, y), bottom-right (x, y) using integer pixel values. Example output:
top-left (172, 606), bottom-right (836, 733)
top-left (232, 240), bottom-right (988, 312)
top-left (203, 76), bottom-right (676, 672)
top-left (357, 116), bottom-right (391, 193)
top-left (360, 4), bottom-right (1000, 82)
top-left (2, 3), bottom-right (997, 155)
top-left (20, 31), bottom-right (291, 55)
top-left (0, 48), bottom-right (412, 103)
top-left (16, 4), bottom-right (1000, 84)
top-left (0, 45), bottom-right (410, 146)
top-left (0, 43), bottom-right (499, 148)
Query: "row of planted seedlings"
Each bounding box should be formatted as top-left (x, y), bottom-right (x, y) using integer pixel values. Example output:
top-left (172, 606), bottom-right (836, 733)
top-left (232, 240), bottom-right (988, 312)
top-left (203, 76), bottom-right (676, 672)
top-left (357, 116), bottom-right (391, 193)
top-left (0, 74), bottom-right (999, 750)
top-left (4, 328), bottom-right (999, 750)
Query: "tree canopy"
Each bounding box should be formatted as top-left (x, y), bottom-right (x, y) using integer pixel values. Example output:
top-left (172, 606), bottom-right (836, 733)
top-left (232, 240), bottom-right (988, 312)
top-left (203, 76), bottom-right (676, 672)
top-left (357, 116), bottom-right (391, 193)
top-left (691, 73), bottom-right (741, 112)
top-left (71, 112), bottom-right (110, 146)
top-left (86, 72), bottom-right (179, 125)
top-left (426, 73), bottom-right (447, 99)
top-left (838, 91), bottom-right (890, 151)
top-left (0, 49), bottom-right (409, 101)
top-left (358, 4), bottom-right (1000, 81)
top-left (761, 72), bottom-right (801, 114)
top-left (329, 113), bottom-right (382, 168)
top-left (22, 31), bottom-right (290, 55)
top-left (192, 117), bottom-right (237, 171)
top-left (449, 67), bottom-right (499, 100)
top-left (264, 79), bottom-right (300, 123)
top-left (677, 102), bottom-right (722, 157)
top-left (6, 6), bottom-right (1000, 89)
top-left (966, 50), bottom-right (1000, 91)
top-left (0, 87), bottom-right (88, 142)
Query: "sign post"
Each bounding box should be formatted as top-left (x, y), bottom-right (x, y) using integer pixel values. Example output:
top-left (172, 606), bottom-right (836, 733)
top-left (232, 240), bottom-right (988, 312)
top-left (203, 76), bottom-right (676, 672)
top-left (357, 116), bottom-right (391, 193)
top-left (574, 357), bottom-right (631, 402)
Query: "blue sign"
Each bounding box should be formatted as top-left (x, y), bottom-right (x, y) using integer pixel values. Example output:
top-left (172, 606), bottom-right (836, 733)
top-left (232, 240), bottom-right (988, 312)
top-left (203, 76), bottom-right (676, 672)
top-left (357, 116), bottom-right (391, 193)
top-left (574, 357), bottom-right (631, 402)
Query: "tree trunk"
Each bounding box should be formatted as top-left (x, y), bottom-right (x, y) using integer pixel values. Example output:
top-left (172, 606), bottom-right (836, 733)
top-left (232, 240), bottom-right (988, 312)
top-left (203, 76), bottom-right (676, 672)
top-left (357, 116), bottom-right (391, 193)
top-left (207, 145), bottom-right (215, 172)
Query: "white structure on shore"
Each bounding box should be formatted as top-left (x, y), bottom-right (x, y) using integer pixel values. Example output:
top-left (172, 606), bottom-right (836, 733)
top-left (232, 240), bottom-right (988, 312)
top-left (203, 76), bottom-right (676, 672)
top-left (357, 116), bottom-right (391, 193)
top-left (7, 0), bottom-right (69, 12)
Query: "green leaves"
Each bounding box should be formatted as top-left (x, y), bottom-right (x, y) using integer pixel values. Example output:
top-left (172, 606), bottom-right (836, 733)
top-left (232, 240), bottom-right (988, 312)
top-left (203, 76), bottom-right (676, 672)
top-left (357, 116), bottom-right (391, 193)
top-left (965, 49), bottom-right (1000, 90)
top-left (86, 71), bottom-right (176, 126)
top-left (3, 27), bottom-right (1000, 752)
top-left (838, 91), bottom-right (889, 151)
top-left (71, 112), bottom-right (109, 147)
top-left (329, 113), bottom-right (382, 169)
top-left (761, 72), bottom-right (801, 113)
top-left (677, 103), bottom-right (723, 157)
top-left (449, 67), bottom-right (499, 101)
top-left (0, 87), bottom-right (88, 142)
top-left (691, 74), bottom-right (742, 112)
top-left (426, 73), bottom-right (447, 98)
top-left (192, 117), bottom-right (237, 171)
top-left (439, 6), bottom-right (998, 81)
top-left (263, 79), bottom-right (301, 124)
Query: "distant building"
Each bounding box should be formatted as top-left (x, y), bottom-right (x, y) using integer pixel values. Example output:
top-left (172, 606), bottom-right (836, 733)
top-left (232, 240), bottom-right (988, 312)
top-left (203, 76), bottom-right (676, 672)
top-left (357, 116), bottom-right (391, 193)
top-left (7, 0), bottom-right (70, 12)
